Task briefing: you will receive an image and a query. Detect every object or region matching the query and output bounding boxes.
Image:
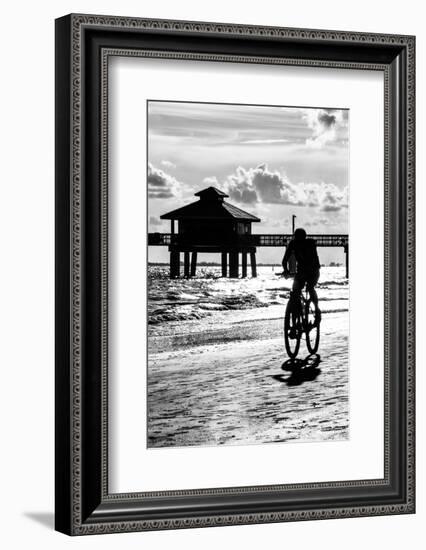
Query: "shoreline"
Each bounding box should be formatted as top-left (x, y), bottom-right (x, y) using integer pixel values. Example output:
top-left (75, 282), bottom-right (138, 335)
top-left (148, 304), bottom-right (348, 353)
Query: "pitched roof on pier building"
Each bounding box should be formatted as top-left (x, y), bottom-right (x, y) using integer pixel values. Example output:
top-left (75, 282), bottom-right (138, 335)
top-left (160, 187), bottom-right (261, 222)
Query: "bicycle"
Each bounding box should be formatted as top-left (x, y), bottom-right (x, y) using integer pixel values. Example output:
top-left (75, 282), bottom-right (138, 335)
top-left (283, 279), bottom-right (321, 359)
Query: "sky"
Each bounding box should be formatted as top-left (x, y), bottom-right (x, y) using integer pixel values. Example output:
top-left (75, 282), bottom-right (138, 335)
top-left (147, 100), bottom-right (349, 264)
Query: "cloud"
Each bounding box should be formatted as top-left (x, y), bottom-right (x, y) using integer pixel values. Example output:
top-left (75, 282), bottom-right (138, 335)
top-left (296, 181), bottom-right (347, 211)
top-left (222, 164), bottom-right (305, 206)
top-left (272, 219), bottom-right (290, 228)
top-left (202, 176), bottom-right (220, 186)
top-left (147, 162), bottom-right (181, 199)
top-left (160, 160), bottom-right (176, 169)
top-left (239, 139), bottom-right (290, 145)
top-left (215, 164), bottom-right (348, 211)
top-left (149, 216), bottom-right (163, 226)
top-left (320, 183), bottom-right (348, 211)
top-left (305, 217), bottom-right (335, 228)
top-left (303, 108), bottom-right (348, 149)
top-left (223, 167), bottom-right (259, 204)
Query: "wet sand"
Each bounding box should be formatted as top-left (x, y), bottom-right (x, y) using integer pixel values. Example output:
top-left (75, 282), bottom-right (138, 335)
top-left (147, 310), bottom-right (349, 448)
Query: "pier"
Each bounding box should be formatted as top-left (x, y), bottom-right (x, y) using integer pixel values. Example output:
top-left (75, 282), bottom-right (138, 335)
top-left (148, 232), bottom-right (349, 278)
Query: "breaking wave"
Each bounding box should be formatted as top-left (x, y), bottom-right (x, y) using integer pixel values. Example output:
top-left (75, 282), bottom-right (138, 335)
top-left (148, 265), bottom-right (348, 326)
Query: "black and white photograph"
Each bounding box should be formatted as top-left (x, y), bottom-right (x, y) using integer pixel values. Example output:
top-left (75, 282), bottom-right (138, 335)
top-left (147, 100), bottom-right (350, 448)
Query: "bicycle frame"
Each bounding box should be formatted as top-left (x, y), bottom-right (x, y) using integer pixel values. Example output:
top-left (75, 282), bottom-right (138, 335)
top-left (284, 279), bottom-right (320, 358)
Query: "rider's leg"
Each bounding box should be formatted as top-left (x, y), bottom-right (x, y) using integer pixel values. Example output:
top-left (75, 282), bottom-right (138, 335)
top-left (307, 285), bottom-right (318, 306)
top-left (307, 285), bottom-right (321, 327)
top-left (307, 270), bottom-right (320, 307)
top-left (292, 276), bottom-right (303, 296)
top-left (288, 276), bottom-right (304, 337)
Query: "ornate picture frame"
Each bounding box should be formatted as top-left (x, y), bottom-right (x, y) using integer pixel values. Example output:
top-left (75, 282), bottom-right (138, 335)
top-left (55, 13), bottom-right (415, 535)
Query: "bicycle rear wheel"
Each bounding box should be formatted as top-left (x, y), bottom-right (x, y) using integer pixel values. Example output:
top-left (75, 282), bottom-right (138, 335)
top-left (284, 301), bottom-right (302, 358)
top-left (305, 299), bottom-right (320, 354)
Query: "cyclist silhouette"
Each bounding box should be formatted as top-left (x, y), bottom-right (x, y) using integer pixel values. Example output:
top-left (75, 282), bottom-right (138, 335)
top-left (282, 228), bottom-right (320, 307)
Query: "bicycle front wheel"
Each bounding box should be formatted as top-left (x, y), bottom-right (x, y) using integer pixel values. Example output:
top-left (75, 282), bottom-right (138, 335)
top-left (284, 301), bottom-right (302, 359)
top-left (305, 299), bottom-right (320, 354)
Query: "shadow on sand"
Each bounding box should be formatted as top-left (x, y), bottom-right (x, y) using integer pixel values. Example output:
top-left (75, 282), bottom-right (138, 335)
top-left (272, 354), bottom-right (322, 387)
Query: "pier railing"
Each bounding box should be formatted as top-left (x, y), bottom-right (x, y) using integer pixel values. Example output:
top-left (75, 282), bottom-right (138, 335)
top-left (148, 233), bottom-right (348, 248)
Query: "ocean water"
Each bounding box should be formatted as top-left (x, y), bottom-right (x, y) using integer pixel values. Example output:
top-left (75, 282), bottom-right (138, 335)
top-left (148, 265), bottom-right (348, 338)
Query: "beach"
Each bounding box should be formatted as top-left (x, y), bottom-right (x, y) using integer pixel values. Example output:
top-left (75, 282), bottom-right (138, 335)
top-left (147, 266), bottom-right (349, 448)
